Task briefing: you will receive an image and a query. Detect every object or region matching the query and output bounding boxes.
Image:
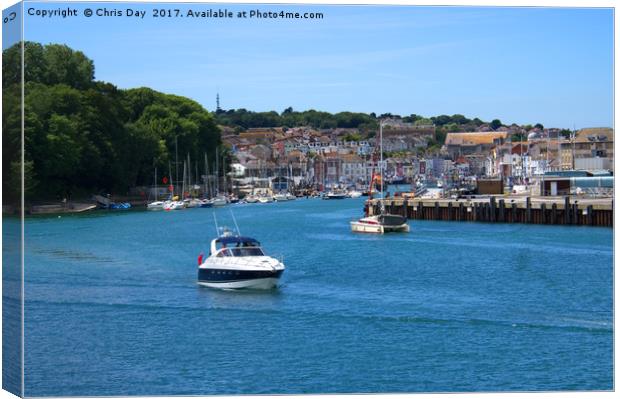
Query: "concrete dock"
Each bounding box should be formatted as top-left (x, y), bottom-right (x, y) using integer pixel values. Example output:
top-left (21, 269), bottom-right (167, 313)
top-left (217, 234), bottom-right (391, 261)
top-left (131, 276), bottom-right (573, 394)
top-left (368, 196), bottom-right (613, 227)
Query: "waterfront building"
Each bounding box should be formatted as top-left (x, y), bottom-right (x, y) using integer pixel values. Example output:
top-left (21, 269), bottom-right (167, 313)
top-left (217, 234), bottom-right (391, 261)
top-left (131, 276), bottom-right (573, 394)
top-left (444, 131), bottom-right (509, 159)
top-left (559, 127), bottom-right (614, 172)
top-left (340, 154), bottom-right (368, 185)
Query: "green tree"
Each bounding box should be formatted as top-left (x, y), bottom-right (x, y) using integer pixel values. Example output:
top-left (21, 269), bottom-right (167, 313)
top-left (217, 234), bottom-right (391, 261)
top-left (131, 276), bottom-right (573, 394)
top-left (414, 118), bottom-right (433, 126)
top-left (490, 119), bottom-right (502, 130)
top-left (343, 132), bottom-right (362, 142)
top-left (2, 42), bottom-right (221, 202)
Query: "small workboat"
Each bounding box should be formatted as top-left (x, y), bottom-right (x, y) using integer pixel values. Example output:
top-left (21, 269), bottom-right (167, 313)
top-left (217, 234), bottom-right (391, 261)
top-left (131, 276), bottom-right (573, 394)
top-left (197, 229), bottom-right (285, 290)
top-left (350, 213), bottom-right (409, 234)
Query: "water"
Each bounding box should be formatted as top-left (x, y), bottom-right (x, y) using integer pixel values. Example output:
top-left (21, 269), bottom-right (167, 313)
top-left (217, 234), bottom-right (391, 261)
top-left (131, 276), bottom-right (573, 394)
top-left (14, 198), bottom-right (613, 395)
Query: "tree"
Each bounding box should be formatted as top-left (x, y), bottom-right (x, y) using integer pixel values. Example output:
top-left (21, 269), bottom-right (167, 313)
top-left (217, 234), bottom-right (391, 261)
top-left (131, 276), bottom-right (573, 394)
top-left (490, 119), bottom-right (502, 130)
top-left (435, 129), bottom-right (448, 145)
top-left (444, 123), bottom-right (460, 132)
top-left (534, 123), bottom-right (544, 130)
top-left (450, 114), bottom-right (470, 125)
top-left (343, 132), bottom-right (362, 142)
top-left (431, 115), bottom-right (452, 126)
top-left (403, 114), bottom-right (422, 123)
top-left (414, 118), bottom-right (433, 126)
top-left (2, 41), bottom-right (221, 202)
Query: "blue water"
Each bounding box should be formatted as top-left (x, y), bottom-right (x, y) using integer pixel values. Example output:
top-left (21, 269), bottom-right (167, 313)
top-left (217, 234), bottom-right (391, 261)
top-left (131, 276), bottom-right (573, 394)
top-left (16, 198), bottom-right (613, 395)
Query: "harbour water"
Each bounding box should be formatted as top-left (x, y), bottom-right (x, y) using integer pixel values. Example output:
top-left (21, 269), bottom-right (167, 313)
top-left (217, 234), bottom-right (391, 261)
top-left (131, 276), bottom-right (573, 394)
top-left (13, 197), bottom-right (613, 395)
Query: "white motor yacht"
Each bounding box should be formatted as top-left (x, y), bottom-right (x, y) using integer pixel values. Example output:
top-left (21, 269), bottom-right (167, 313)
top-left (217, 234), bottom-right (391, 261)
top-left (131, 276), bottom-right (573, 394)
top-left (197, 231), bottom-right (285, 290)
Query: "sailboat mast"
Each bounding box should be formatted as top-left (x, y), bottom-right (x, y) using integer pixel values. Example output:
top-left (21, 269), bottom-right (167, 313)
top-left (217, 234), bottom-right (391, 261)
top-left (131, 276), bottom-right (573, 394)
top-left (222, 151), bottom-right (228, 194)
top-left (187, 153), bottom-right (191, 197)
top-left (204, 151), bottom-right (209, 197)
top-left (215, 147), bottom-right (220, 194)
top-left (168, 161), bottom-right (173, 199)
top-left (182, 161), bottom-right (186, 199)
top-left (175, 136), bottom-right (179, 197)
top-left (380, 121), bottom-right (384, 199)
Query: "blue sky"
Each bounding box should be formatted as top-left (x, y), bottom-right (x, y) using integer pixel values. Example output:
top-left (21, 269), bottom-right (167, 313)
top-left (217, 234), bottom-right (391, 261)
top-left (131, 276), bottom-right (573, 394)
top-left (12, 1), bottom-right (615, 128)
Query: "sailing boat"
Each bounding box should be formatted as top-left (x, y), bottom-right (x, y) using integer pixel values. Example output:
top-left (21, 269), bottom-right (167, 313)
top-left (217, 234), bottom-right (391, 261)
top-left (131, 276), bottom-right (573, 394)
top-left (163, 161), bottom-right (185, 210)
top-left (147, 167), bottom-right (166, 210)
top-left (211, 147), bottom-right (228, 206)
top-left (184, 154), bottom-right (202, 208)
top-left (350, 121), bottom-right (409, 234)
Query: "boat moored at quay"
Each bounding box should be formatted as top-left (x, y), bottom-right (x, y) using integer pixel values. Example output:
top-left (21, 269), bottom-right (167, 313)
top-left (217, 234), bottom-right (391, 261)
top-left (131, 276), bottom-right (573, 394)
top-left (350, 120), bottom-right (410, 234)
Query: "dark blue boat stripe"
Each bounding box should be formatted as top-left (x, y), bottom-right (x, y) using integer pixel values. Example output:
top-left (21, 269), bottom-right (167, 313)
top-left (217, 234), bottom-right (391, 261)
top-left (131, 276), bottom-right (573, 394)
top-left (198, 268), bottom-right (283, 282)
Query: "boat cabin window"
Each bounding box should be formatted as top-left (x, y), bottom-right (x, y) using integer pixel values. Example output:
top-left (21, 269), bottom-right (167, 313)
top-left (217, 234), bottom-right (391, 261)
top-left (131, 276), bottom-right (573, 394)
top-left (230, 247), bottom-right (264, 257)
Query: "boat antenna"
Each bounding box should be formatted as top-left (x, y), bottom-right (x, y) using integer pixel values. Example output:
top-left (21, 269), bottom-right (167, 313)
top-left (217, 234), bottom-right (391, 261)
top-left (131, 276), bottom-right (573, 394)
top-left (213, 212), bottom-right (220, 235)
top-left (229, 209), bottom-right (241, 236)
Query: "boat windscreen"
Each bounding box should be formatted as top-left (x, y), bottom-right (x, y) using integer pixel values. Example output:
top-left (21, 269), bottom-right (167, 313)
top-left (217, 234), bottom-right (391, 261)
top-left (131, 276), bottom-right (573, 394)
top-left (230, 247), bottom-right (264, 257)
top-left (216, 236), bottom-right (260, 246)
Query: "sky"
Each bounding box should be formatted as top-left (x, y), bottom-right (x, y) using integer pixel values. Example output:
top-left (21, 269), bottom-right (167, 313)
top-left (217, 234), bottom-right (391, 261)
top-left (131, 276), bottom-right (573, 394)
top-left (4, 0), bottom-right (615, 129)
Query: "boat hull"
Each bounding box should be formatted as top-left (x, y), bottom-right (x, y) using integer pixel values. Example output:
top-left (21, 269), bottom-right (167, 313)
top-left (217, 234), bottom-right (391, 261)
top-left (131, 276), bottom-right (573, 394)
top-left (197, 277), bottom-right (281, 290)
top-left (147, 201), bottom-right (165, 210)
top-left (197, 268), bottom-right (284, 290)
top-left (323, 194), bottom-right (347, 200)
top-left (350, 220), bottom-right (410, 234)
top-left (350, 213), bottom-right (410, 234)
top-left (211, 199), bottom-right (227, 206)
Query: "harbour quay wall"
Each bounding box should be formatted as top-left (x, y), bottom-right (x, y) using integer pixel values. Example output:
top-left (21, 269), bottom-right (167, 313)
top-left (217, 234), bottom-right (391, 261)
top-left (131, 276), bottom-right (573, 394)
top-left (368, 196), bottom-right (613, 227)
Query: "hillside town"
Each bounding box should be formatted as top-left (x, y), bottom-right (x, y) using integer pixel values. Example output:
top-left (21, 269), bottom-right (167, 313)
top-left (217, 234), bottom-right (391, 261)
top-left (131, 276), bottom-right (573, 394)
top-left (221, 117), bottom-right (614, 197)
